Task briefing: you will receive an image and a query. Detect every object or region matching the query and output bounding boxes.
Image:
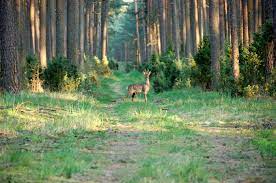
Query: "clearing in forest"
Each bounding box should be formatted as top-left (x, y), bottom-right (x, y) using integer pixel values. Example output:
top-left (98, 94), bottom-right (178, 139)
top-left (0, 71), bottom-right (275, 182)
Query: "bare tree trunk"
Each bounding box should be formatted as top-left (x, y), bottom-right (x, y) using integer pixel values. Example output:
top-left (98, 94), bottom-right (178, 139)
top-left (231, 0), bottom-right (240, 81)
top-left (30, 0), bottom-right (35, 54)
top-left (237, 0), bottom-right (243, 43)
top-left (134, 0), bottom-right (141, 66)
top-left (67, 0), bottom-right (80, 65)
top-left (35, 0), bottom-right (40, 55)
top-left (0, 0), bottom-right (20, 93)
top-left (47, 0), bottom-right (56, 60)
top-left (93, 1), bottom-right (99, 56)
top-left (243, 0), bottom-right (249, 47)
top-left (79, 0), bottom-right (85, 69)
top-left (185, 1), bottom-right (192, 56)
top-left (219, 0), bottom-right (225, 54)
top-left (25, 0), bottom-right (32, 55)
top-left (190, 0), bottom-right (200, 54)
top-left (100, 0), bottom-right (109, 60)
top-left (198, 0), bottom-right (203, 41)
top-left (158, 0), bottom-right (166, 53)
top-left (40, 0), bottom-right (47, 68)
top-left (171, 0), bottom-right (180, 60)
top-left (180, 0), bottom-right (186, 56)
top-left (210, 0), bottom-right (220, 89)
top-left (248, 0), bottom-right (254, 42)
top-left (202, 0), bottom-right (208, 35)
top-left (56, 0), bottom-right (66, 57)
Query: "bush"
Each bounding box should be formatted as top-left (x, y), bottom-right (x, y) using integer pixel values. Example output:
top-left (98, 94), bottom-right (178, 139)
top-left (25, 55), bottom-right (43, 92)
top-left (108, 58), bottom-right (119, 70)
top-left (43, 57), bottom-right (81, 92)
top-left (142, 48), bottom-right (194, 93)
top-left (243, 85), bottom-right (260, 98)
top-left (193, 37), bottom-right (211, 89)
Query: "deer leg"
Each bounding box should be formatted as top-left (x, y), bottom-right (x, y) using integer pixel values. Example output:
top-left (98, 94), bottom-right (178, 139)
top-left (132, 93), bottom-right (135, 102)
top-left (144, 93), bottom-right (147, 103)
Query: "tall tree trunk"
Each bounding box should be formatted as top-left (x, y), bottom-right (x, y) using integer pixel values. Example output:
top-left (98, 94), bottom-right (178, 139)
top-left (134, 0), bottom-right (141, 66)
top-left (202, 0), bottom-right (208, 35)
top-left (198, 0), bottom-right (203, 41)
top-left (242, 0), bottom-right (249, 47)
top-left (47, 0), bottom-right (56, 60)
top-left (67, 0), bottom-right (80, 65)
top-left (231, 0), bottom-right (240, 81)
top-left (25, 0), bottom-right (32, 55)
top-left (30, 0), bottom-right (36, 54)
top-left (219, 0), bottom-right (225, 54)
top-left (180, 0), bottom-right (186, 56)
top-left (56, 0), bottom-right (66, 57)
top-left (93, 1), bottom-right (99, 56)
top-left (236, 0), bottom-right (243, 43)
top-left (248, 0), bottom-right (254, 42)
top-left (100, 0), bottom-right (109, 60)
top-left (141, 5), bottom-right (147, 62)
top-left (0, 0), bottom-right (20, 93)
top-left (185, 0), bottom-right (192, 56)
top-left (40, 0), bottom-right (47, 68)
top-left (190, 0), bottom-right (200, 54)
top-left (34, 0), bottom-right (40, 55)
top-left (158, 0), bottom-right (166, 54)
top-left (171, 0), bottom-right (180, 60)
top-left (209, 0), bottom-right (220, 89)
top-left (272, 0), bottom-right (276, 68)
top-left (79, 0), bottom-right (85, 69)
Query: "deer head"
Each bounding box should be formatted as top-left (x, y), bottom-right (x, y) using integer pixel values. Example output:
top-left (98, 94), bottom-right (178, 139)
top-left (143, 70), bottom-right (151, 79)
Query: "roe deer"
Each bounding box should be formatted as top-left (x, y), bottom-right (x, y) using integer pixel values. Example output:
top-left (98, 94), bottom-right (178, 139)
top-left (128, 70), bottom-right (151, 102)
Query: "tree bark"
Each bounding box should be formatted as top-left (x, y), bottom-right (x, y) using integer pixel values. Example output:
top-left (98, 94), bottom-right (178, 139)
top-left (134, 0), bottom-right (141, 65)
top-left (171, 0), bottom-right (180, 60)
top-left (100, 0), bottom-right (109, 60)
top-left (231, 0), bottom-right (240, 81)
top-left (190, 0), bottom-right (200, 54)
top-left (158, 0), bottom-right (167, 54)
top-left (40, 0), bottom-right (47, 68)
top-left (30, 0), bottom-right (36, 54)
top-left (0, 0), bottom-right (20, 93)
top-left (219, 0), bottom-right (225, 54)
top-left (242, 0), bottom-right (249, 47)
top-left (56, 0), bottom-right (66, 57)
top-left (79, 0), bottom-right (85, 69)
top-left (185, 0), bottom-right (192, 56)
top-left (209, 0), bottom-right (220, 89)
top-left (67, 0), bottom-right (80, 65)
top-left (46, 0), bottom-right (56, 60)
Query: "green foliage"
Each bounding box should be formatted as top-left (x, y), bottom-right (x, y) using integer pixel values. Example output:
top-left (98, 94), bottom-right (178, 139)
top-left (25, 55), bottom-right (41, 82)
top-left (251, 21), bottom-right (273, 61)
top-left (141, 49), bottom-right (194, 93)
top-left (43, 57), bottom-right (81, 92)
top-left (108, 57), bottom-right (119, 70)
top-left (193, 37), bottom-right (211, 88)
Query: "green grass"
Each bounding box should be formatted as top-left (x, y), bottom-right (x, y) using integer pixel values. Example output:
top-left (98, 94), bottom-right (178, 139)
top-left (0, 70), bottom-right (275, 182)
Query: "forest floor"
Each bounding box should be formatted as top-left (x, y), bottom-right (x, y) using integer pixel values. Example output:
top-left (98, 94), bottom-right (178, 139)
top-left (0, 71), bottom-right (275, 183)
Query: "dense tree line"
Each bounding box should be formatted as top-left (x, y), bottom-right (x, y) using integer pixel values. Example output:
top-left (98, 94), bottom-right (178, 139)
top-left (0, 0), bottom-right (111, 93)
top-left (0, 0), bottom-right (276, 94)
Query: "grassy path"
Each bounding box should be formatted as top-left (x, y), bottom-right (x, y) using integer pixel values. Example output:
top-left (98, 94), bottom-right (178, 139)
top-left (0, 71), bottom-right (275, 182)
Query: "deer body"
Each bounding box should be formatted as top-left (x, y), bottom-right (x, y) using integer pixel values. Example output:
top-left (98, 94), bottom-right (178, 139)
top-left (128, 71), bottom-right (151, 102)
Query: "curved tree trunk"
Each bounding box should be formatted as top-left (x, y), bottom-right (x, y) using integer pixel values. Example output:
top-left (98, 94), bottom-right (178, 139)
top-left (0, 0), bottom-right (20, 93)
top-left (209, 0), bottom-right (220, 89)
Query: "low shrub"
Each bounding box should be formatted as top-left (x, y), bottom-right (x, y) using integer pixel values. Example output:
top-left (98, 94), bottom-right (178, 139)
top-left (25, 55), bottom-right (43, 92)
top-left (43, 57), bottom-right (81, 92)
